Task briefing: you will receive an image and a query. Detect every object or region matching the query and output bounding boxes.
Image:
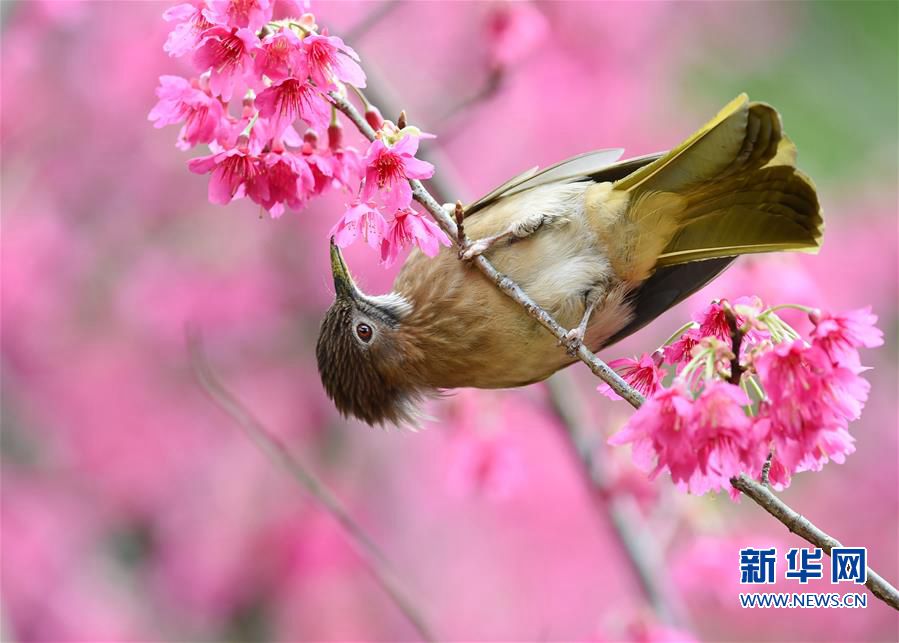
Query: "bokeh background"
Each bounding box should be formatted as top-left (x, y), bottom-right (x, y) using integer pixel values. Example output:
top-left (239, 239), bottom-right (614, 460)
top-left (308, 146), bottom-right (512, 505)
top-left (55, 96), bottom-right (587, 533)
top-left (2, 1), bottom-right (897, 641)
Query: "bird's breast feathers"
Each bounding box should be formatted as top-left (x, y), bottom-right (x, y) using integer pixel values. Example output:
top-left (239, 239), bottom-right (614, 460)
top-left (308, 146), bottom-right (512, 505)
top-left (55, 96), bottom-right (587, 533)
top-left (392, 182), bottom-right (636, 388)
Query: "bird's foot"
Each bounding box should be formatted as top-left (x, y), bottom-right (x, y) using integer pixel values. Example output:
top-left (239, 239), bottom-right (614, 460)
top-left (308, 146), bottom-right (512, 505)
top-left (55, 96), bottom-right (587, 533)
top-left (459, 231), bottom-right (512, 261)
top-left (560, 327), bottom-right (585, 356)
top-left (460, 237), bottom-right (493, 261)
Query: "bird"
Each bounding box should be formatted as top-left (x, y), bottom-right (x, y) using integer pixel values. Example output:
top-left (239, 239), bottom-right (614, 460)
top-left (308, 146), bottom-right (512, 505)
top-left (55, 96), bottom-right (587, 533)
top-left (316, 94), bottom-right (823, 426)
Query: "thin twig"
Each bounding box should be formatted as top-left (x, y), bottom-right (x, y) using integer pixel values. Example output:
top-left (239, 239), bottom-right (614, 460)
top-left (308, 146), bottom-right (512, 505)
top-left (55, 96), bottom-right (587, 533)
top-left (343, 0), bottom-right (401, 44)
top-left (545, 375), bottom-right (687, 627)
top-left (187, 330), bottom-right (436, 642)
top-left (730, 474), bottom-right (899, 610)
top-left (453, 200), bottom-right (465, 247)
top-left (760, 449), bottom-right (774, 486)
top-left (329, 86), bottom-right (899, 614)
top-left (724, 305), bottom-right (745, 385)
top-left (435, 67), bottom-right (505, 140)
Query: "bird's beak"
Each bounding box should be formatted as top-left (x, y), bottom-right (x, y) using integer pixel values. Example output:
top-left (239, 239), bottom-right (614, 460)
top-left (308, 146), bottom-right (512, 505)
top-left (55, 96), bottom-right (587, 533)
top-left (330, 238), bottom-right (359, 300)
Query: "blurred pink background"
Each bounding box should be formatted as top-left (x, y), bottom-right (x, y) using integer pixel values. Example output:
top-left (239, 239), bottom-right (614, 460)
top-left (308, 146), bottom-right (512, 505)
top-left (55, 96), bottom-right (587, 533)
top-left (1, 1), bottom-right (897, 641)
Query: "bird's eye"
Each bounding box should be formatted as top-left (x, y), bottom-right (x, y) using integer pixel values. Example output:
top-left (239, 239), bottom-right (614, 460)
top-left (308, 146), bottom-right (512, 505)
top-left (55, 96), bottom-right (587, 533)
top-left (355, 323), bottom-right (373, 343)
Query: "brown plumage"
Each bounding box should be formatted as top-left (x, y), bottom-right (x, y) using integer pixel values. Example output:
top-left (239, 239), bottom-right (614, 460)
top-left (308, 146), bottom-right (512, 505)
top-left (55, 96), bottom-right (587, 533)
top-left (316, 94), bottom-right (823, 427)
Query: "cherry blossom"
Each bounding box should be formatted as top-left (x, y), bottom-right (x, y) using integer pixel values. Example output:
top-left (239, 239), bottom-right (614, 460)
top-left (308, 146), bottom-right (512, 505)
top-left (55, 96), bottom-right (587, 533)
top-left (361, 135), bottom-right (434, 211)
top-left (810, 306), bottom-right (884, 369)
top-left (255, 27), bottom-right (306, 82)
top-left (187, 141), bottom-right (268, 205)
top-left (148, 75), bottom-right (226, 150)
top-left (329, 202), bottom-right (388, 251)
top-left (256, 150), bottom-right (314, 217)
top-left (193, 27), bottom-right (261, 101)
top-left (380, 208), bottom-right (451, 267)
top-left (162, 1), bottom-right (215, 58)
top-left (301, 31), bottom-right (366, 90)
top-left (598, 351), bottom-right (665, 400)
top-left (255, 78), bottom-right (331, 137)
top-left (205, 0), bottom-right (272, 32)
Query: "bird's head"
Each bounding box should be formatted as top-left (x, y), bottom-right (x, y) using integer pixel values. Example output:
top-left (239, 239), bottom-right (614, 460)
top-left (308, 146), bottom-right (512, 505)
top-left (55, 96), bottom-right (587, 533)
top-left (316, 240), bottom-right (423, 427)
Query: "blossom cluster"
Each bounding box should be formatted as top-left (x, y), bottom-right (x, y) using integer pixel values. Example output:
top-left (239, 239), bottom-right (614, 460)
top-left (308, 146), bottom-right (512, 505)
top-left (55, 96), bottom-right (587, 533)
top-left (151, 0), bottom-right (449, 264)
top-left (604, 300), bottom-right (883, 497)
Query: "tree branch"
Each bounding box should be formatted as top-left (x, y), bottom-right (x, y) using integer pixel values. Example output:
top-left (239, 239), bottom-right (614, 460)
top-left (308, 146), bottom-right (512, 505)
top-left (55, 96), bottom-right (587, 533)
top-left (730, 474), bottom-right (899, 610)
top-left (330, 88), bottom-right (899, 612)
top-left (187, 330), bottom-right (436, 641)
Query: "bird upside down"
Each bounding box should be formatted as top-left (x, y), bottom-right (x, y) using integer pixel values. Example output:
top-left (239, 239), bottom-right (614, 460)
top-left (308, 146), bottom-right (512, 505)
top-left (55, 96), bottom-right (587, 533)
top-left (316, 94), bottom-right (824, 426)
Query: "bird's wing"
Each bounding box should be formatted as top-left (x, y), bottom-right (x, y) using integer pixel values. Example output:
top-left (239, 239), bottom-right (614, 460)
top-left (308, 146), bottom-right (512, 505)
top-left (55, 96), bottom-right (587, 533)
top-left (464, 148), bottom-right (625, 217)
top-left (614, 93), bottom-right (755, 193)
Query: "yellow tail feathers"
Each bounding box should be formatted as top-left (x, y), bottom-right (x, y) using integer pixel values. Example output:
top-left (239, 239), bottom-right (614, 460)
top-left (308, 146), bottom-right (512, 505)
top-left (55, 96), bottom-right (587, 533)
top-left (600, 95), bottom-right (823, 280)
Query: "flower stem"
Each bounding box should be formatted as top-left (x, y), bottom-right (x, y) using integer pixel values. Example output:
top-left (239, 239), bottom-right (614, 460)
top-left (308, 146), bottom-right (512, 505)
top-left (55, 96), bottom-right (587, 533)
top-left (661, 321), bottom-right (698, 349)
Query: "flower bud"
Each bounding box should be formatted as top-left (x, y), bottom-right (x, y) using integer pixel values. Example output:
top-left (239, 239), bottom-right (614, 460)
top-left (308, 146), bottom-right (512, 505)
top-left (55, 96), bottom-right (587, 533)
top-left (299, 13), bottom-right (317, 31)
top-left (328, 121), bottom-right (343, 150)
top-left (365, 105), bottom-right (384, 130)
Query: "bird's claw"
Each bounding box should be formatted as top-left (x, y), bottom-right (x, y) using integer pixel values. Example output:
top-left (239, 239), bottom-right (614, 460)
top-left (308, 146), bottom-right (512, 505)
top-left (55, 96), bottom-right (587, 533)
top-left (560, 327), bottom-right (585, 356)
top-left (460, 238), bottom-right (492, 261)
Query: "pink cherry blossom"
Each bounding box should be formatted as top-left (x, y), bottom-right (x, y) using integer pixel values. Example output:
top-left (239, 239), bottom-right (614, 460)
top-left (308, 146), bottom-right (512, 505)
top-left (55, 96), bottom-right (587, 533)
top-left (662, 330), bottom-right (699, 368)
top-left (361, 135), bottom-right (434, 211)
top-left (162, 1), bottom-right (215, 58)
top-left (257, 150), bottom-right (314, 217)
top-left (693, 296), bottom-right (766, 344)
top-left (224, 98), bottom-right (302, 155)
top-left (608, 383), bottom-right (697, 482)
top-left (193, 27), bottom-right (261, 101)
top-left (609, 382), bottom-right (763, 496)
top-left (329, 202), bottom-right (388, 251)
top-left (755, 421), bottom-right (856, 491)
top-left (205, 0), bottom-right (272, 32)
top-left (663, 297), bottom-right (768, 371)
top-left (683, 381), bottom-right (762, 494)
top-left (324, 121), bottom-right (364, 190)
top-left (330, 147), bottom-right (363, 192)
top-left (301, 31), bottom-right (366, 90)
top-left (255, 27), bottom-right (306, 82)
top-left (187, 143), bottom-right (268, 206)
top-left (148, 75), bottom-right (226, 150)
top-left (796, 426), bottom-right (856, 472)
top-left (754, 340), bottom-right (838, 438)
top-left (598, 351), bottom-right (664, 400)
top-left (810, 306), bottom-right (883, 369)
top-left (380, 208), bottom-right (451, 267)
top-left (255, 77), bottom-right (331, 137)
top-left (296, 130), bottom-right (333, 194)
top-left (753, 339), bottom-right (869, 475)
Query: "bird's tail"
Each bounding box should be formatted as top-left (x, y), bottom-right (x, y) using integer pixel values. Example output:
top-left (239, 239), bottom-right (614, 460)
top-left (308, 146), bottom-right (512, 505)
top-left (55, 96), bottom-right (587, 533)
top-left (587, 94), bottom-right (823, 283)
